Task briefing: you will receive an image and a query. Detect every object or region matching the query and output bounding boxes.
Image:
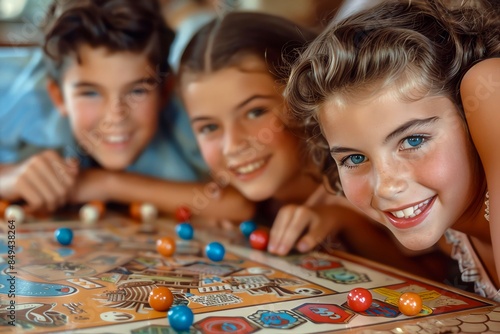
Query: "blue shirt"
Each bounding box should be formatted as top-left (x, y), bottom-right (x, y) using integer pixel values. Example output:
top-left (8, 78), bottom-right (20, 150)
top-left (0, 48), bottom-right (75, 163)
top-left (0, 47), bottom-right (208, 182)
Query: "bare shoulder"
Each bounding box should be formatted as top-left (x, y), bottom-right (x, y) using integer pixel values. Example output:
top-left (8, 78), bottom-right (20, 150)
top-left (460, 58), bottom-right (499, 170)
top-left (460, 58), bottom-right (500, 101)
top-left (464, 58), bottom-right (500, 79)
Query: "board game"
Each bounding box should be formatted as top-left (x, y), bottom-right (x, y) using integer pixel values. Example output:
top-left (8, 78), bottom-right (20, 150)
top-left (1, 215), bottom-right (499, 334)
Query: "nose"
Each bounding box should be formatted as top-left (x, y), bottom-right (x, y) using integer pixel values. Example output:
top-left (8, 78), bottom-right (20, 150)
top-left (223, 122), bottom-right (249, 157)
top-left (104, 96), bottom-right (128, 125)
top-left (372, 160), bottom-right (408, 200)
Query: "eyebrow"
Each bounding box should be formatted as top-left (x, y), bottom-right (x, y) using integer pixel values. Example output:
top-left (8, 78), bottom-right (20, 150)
top-left (235, 94), bottom-right (275, 110)
top-left (190, 94), bottom-right (276, 124)
top-left (329, 116), bottom-right (440, 154)
top-left (190, 116), bottom-right (211, 124)
top-left (72, 77), bottom-right (157, 89)
top-left (383, 116), bottom-right (440, 144)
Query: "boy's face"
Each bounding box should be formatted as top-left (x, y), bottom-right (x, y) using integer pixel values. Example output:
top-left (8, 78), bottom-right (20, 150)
top-left (50, 44), bottom-right (163, 170)
top-left (319, 90), bottom-right (479, 251)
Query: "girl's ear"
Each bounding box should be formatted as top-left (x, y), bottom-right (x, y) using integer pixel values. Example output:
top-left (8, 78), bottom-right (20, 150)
top-left (47, 79), bottom-right (68, 116)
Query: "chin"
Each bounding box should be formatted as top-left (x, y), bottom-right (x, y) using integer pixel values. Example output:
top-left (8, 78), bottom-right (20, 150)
top-left (97, 158), bottom-right (131, 171)
top-left (397, 235), bottom-right (439, 252)
top-left (240, 187), bottom-right (274, 202)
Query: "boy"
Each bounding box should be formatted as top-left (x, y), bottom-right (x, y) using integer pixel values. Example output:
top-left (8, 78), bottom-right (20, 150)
top-left (0, 0), bottom-right (253, 221)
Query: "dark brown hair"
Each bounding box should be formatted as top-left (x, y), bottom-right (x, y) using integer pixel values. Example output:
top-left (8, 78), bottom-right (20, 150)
top-left (42, 0), bottom-right (174, 82)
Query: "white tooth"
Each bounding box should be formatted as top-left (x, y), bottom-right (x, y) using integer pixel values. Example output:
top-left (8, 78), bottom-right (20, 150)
top-left (419, 199), bottom-right (429, 208)
top-left (391, 199), bottom-right (430, 219)
top-left (236, 159), bottom-right (265, 174)
top-left (242, 165), bottom-right (252, 173)
top-left (403, 207), bottom-right (415, 217)
top-left (395, 211), bottom-right (405, 218)
top-left (107, 135), bottom-right (128, 143)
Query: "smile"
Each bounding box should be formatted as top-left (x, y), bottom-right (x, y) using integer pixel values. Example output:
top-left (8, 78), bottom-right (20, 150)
top-left (103, 134), bottom-right (130, 144)
top-left (384, 196), bottom-right (436, 229)
top-left (390, 198), bottom-right (431, 219)
top-left (229, 156), bottom-right (269, 176)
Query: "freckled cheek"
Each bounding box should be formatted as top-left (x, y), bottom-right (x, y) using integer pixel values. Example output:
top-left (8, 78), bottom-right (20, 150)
top-left (418, 145), bottom-right (472, 191)
top-left (340, 174), bottom-right (372, 210)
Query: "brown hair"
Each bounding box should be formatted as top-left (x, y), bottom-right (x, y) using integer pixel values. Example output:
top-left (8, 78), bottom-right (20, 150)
top-left (178, 11), bottom-right (335, 183)
top-left (42, 0), bottom-right (174, 82)
top-left (180, 11), bottom-right (316, 84)
top-left (286, 0), bottom-right (500, 187)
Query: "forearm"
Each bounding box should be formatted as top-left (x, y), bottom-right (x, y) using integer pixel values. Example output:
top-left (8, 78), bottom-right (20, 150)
top-left (103, 171), bottom-right (255, 221)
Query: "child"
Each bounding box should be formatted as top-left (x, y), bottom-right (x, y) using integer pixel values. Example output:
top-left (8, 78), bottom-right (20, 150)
top-left (176, 10), bottom-right (452, 279)
top-left (286, 0), bottom-right (500, 299)
top-left (0, 0), bottom-right (253, 221)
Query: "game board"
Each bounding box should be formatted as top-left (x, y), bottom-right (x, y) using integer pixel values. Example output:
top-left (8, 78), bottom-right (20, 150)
top-left (0, 216), bottom-right (499, 334)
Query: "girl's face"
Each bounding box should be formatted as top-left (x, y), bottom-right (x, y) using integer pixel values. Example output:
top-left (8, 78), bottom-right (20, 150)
top-left (182, 57), bottom-right (304, 202)
top-left (319, 90), bottom-right (479, 251)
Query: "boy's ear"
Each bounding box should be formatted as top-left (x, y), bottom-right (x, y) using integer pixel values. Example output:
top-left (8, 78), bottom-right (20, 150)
top-left (47, 79), bottom-right (68, 116)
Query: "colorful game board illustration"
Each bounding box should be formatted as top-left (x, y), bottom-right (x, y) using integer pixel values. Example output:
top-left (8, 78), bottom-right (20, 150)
top-left (0, 219), bottom-right (498, 333)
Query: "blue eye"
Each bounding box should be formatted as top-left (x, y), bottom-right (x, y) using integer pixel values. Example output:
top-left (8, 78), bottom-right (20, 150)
top-left (407, 137), bottom-right (423, 146)
top-left (339, 154), bottom-right (366, 169)
top-left (349, 155), bottom-right (366, 164)
top-left (401, 135), bottom-right (426, 150)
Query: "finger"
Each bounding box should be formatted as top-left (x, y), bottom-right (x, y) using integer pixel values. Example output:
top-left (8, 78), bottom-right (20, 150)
top-left (296, 211), bottom-right (338, 253)
top-left (41, 157), bottom-right (76, 208)
top-left (24, 163), bottom-right (64, 211)
top-left (268, 205), bottom-right (297, 253)
top-left (296, 217), bottom-right (324, 253)
top-left (220, 219), bottom-right (237, 231)
top-left (15, 176), bottom-right (45, 210)
top-left (51, 154), bottom-right (80, 201)
top-left (45, 153), bottom-right (78, 188)
top-left (273, 206), bottom-right (313, 255)
top-left (64, 157), bottom-right (80, 176)
top-left (40, 157), bottom-right (73, 199)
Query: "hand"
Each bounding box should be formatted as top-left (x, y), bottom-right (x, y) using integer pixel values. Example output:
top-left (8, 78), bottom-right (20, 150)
top-left (0, 150), bottom-right (79, 212)
top-left (268, 204), bottom-right (341, 256)
top-left (69, 168), bottom-right (111, 204)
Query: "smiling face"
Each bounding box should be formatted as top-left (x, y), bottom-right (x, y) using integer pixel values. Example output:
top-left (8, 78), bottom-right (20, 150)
top-left (50, 44), bottom-right (162, 170)
top-left (181, 57), bottom-right (313, 202)
top-left (319, 89), bottom-right (480, 250)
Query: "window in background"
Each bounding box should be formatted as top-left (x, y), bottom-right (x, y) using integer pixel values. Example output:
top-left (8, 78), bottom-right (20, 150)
top-left (0, 0), bottom-right (51, 46)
